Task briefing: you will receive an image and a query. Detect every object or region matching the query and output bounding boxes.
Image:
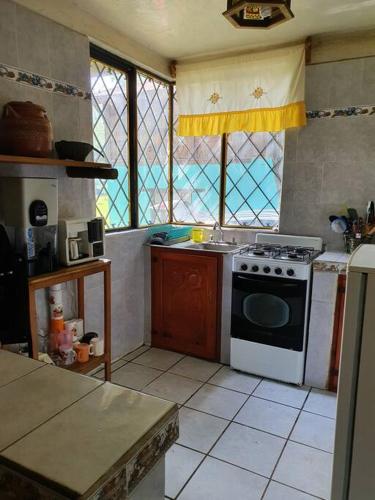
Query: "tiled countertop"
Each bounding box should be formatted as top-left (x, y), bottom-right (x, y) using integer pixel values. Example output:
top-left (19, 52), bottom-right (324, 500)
top-left (313, 251), bottom-right (350, 274)
top-left (0, 350), bottom-right (178, 499)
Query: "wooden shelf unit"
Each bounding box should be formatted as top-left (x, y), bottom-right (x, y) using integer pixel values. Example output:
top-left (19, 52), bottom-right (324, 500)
top-left (28, 259), bottom-right (112, 381)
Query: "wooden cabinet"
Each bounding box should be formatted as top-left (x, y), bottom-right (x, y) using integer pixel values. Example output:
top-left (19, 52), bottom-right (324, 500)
top-left (328, 274), bottom-right (347, 392)
top-left (151, 247), bottom-right (222, 360)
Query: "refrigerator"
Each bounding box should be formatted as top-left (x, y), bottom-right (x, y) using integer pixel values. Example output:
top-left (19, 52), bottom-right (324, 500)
top-left (331, 244), bottom-right (375, 500)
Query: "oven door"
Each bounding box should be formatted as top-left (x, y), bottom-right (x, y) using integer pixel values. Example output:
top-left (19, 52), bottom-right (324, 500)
top-left (231, 272), bottom-right (307, 351)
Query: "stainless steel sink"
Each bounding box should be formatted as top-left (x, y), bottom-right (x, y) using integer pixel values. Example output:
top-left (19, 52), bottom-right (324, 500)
top-left (186, 242), bottom-right (243, 252)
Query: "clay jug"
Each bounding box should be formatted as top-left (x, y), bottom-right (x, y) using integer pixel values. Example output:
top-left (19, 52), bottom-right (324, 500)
top-left (0, 101), bottom-right (53, 157)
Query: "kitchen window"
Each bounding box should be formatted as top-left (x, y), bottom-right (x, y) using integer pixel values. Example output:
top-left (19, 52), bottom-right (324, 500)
top-left (91, 58), bottom-right (131, 230)
top-left (137, 73), bottom-right (170, 226)
top-left (90, 47), bottom-right (284, 231)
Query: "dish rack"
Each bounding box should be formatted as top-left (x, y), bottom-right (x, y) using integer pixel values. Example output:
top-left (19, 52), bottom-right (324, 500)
top-left (147, 225), bottom-right (192, 245)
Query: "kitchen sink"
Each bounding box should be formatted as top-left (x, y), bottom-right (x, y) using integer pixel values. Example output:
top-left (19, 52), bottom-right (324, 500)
top-left (186, 242), bottom-right (243, 252)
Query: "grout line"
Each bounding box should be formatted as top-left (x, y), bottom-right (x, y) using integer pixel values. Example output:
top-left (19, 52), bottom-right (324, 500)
top-left (0, 364), bottom-right (46, 390)
top-left (175, 375), bottom-right (264, 499)
top-left (0, 382), bottom-right (103, 453)
top-left (260, 386), bottom-right (312, 499)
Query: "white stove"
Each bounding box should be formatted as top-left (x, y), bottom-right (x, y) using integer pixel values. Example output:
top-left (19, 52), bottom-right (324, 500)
top-left (230, 234), bottom-right (323, 385)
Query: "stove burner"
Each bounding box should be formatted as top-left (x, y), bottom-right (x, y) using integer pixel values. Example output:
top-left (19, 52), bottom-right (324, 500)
top-left (288, 253), bottom-right (298, 259)
top-left (253, 250), bottom-right (265, 256)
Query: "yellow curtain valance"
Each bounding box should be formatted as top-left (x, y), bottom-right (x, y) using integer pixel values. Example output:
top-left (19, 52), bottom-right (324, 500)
top-left (176, 45), bottom-right (306, 136)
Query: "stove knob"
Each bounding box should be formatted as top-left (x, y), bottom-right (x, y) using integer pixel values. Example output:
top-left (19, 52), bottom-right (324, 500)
top-left (240, 263), bottom-right (248, 271)
top-left (251, 265), bottom-right (259, 272)
top-left (287, 268), bottom-right (295, 277)
top-left (263, 266), bottom-right (271, 274)
top-left (275, 267), bottom-right (282, 275)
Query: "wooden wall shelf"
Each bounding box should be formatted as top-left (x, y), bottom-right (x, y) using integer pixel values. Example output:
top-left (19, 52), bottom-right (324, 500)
top-left (0, 154), bottom-right (111, 169)
top-left (0, 154), bottom-right (117, 179)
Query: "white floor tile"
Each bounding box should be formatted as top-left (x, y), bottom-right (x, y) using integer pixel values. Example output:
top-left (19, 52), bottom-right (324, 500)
top-left (290, 411), bottom-right (335, 452)
top-left (264, 481), bottom-right (318, 499)
top-left (122, 345), bottom-right (150, 361)
top-left (177, 407), bottom-right (229, 453)
top-left (253, 380), bottom-right (309, 408)
top-left (143, 372), bottom-right (202, 404)
top-left (186, 384), bottom-right (247, 420)
top-left (235, 396), bottom-right (299, 438)
top-left (111, 362), bottom-right (163, 391)
top-left (165, 444), bottom-right (204, 499)
top-left (133, 347), bottom-right (184, 370)
top-left (209, 366), bottom-right (261, 394)
top-left (303, 388), bottom-right (337, 419)
top-left (178, 456), bottom-right (268, 500)
top-left (210, 422), bottom-right (285, 477)
top-left (273, 441), bottom-right (333, 499)
top-left (168, 356), bottom-right (221, 382)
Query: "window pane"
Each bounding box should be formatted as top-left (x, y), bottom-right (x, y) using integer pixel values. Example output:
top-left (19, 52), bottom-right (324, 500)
top-left (91, 59), bottom-right (130, 230)
top-left (225, 131), bottom-right (284, 228)
top-left (137, 73), bottom-right (170, 226)
top-left (172, 92), bottom-right (221, 224)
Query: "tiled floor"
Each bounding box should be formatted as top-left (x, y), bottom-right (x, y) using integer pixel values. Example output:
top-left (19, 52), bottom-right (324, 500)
top-left (93, 346), bottom-right (337, 500)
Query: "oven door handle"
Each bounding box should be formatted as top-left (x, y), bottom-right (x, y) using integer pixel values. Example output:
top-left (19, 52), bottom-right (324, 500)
top-left (235, 275), bottom-right (298, 288)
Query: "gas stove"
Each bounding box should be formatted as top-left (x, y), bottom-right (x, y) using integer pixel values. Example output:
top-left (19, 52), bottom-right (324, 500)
top-left (233, 234), bottom-right (323, 280)
top-left (231, 233), bottom-right (324, 385)
top-left (240, 243), bottom-right (321, 263)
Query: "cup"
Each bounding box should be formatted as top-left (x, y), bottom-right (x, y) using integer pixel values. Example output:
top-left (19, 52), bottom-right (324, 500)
top-left (50, 303), bottom-right (64, 319)
top-left (90, 338), bottom-right (104, 357)
top-left (57, 329), bottom-right (73, 349)
top-left (49, 289), bottom-right (62, 305)
top-left (192, 228), bottom-right (204, 243)
top-left (50, 317), bottom-right (65, 334)
top-left (59, 344), bottom-right (76, 366)
top-left (74, 343), bottom-right (90, 363)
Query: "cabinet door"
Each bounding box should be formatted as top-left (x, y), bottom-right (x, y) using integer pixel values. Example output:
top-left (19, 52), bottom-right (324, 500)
top-left (328, 274), bottom-right (346, 392)
top-left (151, 249), bottom-right (221, 360)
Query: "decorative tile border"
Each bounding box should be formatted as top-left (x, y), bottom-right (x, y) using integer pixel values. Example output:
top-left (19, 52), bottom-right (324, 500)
top-left (307, 105), bottom-right (375, 120)
top-left (0, 62), bottom-right (91, 100)
top-left (313, 261), bottom-right (348, 274)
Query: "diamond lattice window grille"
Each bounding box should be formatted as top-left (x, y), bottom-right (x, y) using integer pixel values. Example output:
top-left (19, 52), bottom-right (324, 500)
top-left (225, 131), bottom-right (284, 228)
top-left (137, 73), bottom-right (170, 226)
top-left (91, 59), bottom-right (130, 230)
top-left (172, 91), bottom-right (221, 224)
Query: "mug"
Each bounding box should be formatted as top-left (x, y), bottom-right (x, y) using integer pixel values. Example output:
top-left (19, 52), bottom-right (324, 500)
top-left (59, 344), bottom-right (76, 366)
top-left (74, 343), bottom-right (90, 363)
top-left (90, 338), bottom-right (104, 357)
top-left (64, 319), bottom-right (84, 342)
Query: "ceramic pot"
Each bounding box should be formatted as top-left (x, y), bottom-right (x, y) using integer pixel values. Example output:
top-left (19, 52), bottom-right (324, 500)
top-left (0, 101), bottom-right (53, 157)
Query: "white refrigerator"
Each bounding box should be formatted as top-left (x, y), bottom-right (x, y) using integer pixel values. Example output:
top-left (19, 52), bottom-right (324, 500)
top-left (331, 244), bottom-right (375, 500)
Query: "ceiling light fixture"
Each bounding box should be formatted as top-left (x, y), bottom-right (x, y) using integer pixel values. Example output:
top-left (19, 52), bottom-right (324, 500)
top-left (223, 1), bottom-right (294, 29)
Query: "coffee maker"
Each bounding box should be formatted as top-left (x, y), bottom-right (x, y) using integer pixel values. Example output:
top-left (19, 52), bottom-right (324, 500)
top-left (0, 177), bottom-right (58, 276)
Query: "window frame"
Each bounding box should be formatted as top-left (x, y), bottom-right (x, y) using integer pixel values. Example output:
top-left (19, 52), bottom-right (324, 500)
top-left (90, 45), bottom-right (283, 232)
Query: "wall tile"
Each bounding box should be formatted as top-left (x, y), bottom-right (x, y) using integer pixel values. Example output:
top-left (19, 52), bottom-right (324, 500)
top-left (305, 63), bottom-right (333, 110)
top-left (0, 0), bottom-right (18, 66)
top-left (305, 300), bottom-right (335, 389)
top-left (329, 58), bottom-right (365, 107)
top-left (52, 93), bottom-right (79, 142)
top-left (15, 4), bottom-right (51, 76)
top-left (360, 57), bottom-right (375, 104)
top-left (312, 271), bottom-right (338, 303)
top-left (48, 23), bottom-right (90, 90)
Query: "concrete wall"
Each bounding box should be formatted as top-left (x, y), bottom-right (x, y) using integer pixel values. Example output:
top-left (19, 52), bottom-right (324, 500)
top-left (280, 56), bottom-right (375, 250)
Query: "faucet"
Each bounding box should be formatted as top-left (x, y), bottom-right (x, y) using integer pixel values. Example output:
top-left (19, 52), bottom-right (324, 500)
top-left (212, 222), bottom-right (224, 243)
